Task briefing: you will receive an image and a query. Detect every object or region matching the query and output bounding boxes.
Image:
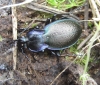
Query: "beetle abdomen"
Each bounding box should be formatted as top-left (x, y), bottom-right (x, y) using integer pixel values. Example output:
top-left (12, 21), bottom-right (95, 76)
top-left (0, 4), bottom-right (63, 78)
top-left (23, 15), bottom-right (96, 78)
top-left (43, 19), bottom-right (82, 50)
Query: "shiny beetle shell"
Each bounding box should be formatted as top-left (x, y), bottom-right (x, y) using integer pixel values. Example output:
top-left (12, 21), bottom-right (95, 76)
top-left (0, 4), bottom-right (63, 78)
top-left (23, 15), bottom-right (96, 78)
top-left (42, 19), bottom-right (82, 50)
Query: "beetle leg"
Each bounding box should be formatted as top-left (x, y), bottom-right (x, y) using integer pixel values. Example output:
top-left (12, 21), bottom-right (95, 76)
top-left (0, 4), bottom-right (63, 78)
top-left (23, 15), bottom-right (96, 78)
top-left (21, 47), bottom-right (39, 62)
top-left (51, 50), bottom-right (61, 62)
top-left (45, 14), bottom-right (57, 25)
top-left (51, 14), bottom-right (57, 22)
top-left (20, 47), bottom-right (31, 61)
top-left (55, 50), bottom-right (60, 63)
top-left (29, 52), bottom-right (40, 62)
top-left (45, 18), bottom-right (51, 25)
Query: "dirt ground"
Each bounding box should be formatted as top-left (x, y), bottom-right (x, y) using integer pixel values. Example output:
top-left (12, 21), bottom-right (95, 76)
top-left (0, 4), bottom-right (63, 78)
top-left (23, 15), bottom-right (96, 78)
top-left (0, 0), bottom-right (100, 85)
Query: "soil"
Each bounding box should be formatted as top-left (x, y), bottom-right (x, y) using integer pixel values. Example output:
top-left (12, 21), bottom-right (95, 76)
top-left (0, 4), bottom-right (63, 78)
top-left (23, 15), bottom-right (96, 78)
top-left (0, 0), bottom-right (100, 85)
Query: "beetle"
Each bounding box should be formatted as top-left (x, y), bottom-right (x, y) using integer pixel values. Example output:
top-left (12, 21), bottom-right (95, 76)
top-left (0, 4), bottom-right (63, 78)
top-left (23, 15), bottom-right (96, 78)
top-left (17, 15), bottom-right (82, 58)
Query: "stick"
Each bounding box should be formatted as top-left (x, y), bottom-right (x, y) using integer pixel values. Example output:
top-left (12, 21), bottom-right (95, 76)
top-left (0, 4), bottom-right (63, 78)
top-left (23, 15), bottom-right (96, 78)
top-left (12, 0), bottom-right (17, 70)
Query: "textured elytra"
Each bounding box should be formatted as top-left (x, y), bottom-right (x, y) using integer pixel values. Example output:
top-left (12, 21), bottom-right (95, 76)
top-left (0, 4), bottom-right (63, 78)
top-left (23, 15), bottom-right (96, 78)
top-left (43, 19), bottom-right (82, 50)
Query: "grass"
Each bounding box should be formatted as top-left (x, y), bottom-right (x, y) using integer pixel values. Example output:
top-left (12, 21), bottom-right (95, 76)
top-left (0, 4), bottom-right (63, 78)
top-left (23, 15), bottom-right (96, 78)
top-left (46, 0), bottom-right (86, 10)
top-left (80, 22), bottom-right (100, 85)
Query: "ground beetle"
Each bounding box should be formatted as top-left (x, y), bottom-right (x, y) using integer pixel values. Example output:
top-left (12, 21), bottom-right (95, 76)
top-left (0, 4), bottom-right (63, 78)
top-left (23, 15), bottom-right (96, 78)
top-left (17, 15), bottom-right (82, 58)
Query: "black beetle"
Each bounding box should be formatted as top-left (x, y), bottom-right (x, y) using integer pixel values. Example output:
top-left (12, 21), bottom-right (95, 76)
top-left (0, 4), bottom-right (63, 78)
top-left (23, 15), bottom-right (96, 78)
top-left (17, 15), bottom-right (82, 57)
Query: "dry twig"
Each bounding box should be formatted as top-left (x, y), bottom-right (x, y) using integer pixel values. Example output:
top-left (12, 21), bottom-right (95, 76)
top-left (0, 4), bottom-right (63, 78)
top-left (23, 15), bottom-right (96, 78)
top-left (12, 0), bottom-right (17, 70)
